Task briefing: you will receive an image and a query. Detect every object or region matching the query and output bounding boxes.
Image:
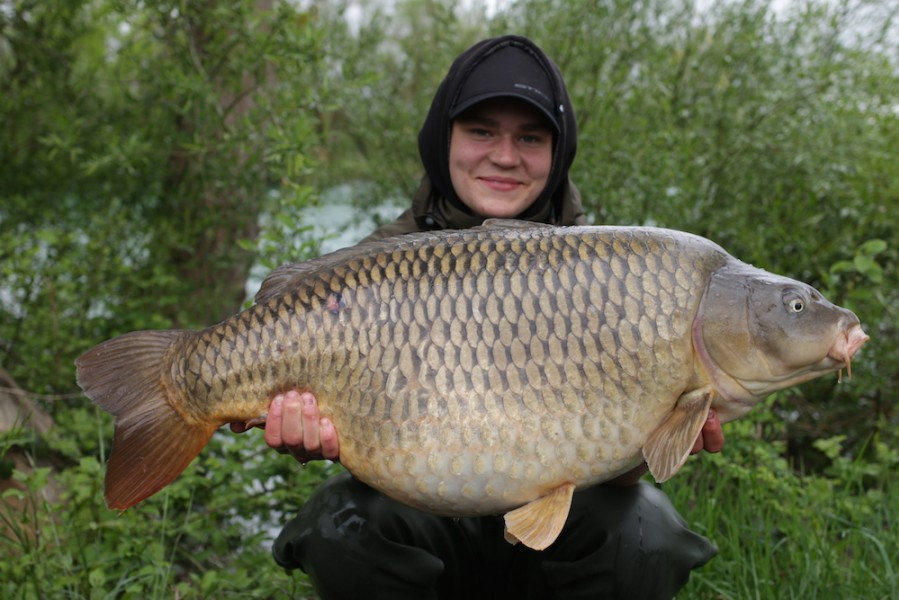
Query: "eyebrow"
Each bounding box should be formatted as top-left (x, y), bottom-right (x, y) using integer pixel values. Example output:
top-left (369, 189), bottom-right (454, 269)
top-left (456, 114), bottom-right (552, 132)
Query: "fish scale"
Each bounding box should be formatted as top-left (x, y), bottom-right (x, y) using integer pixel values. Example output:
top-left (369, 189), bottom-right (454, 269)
top-left (76, 222), bottom-right (867, 550)
top-left (179, 227), bottom-right (706, 513)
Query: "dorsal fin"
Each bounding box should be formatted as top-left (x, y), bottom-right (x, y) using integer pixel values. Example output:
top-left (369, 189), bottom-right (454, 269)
top-left (255, 245), bottom-right (366, 304)
top-left (254, 235), bottom-right (421, 304)
top-left (255, 221), bottom-right (551, 304)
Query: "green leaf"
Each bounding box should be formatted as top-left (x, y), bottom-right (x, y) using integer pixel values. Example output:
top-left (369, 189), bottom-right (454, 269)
top-left (859, 238), bottom-right (887, 256)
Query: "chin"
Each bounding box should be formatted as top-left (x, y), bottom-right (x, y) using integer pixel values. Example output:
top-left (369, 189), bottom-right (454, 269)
top-left (476, 202), bottom-right (528, 219)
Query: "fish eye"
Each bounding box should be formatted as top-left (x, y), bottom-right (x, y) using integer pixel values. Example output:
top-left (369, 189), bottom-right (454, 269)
top-left (781, 288), bottom-right (809, 314)
top-left (787, 297), bottom-right (805, 313)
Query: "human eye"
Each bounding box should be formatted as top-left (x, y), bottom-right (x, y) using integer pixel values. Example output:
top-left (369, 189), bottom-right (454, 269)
top-left (468, 126), bottom-right (493, 138)
top-left (519, 130), bottom-right (551, 147)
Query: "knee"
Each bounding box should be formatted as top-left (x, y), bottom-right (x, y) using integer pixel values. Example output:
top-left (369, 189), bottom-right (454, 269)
top-left (272, 473), bottom-right (445, 599)
top-left (272, 472), bottom-right (441, 567)
top-left (609, 483), bottom-right (717, 598)
top-left (550, 483), bottom-right (717, 599)
top-left (273, 473), bottom-right (384, 568)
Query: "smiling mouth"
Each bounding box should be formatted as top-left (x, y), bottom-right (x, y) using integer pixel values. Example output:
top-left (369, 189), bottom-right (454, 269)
top-left (480, 176), bottom-right (521, 191)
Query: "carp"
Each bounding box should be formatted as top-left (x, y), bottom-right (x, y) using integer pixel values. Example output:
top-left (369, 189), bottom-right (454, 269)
top-left (75, 221), bottom-right (868, 550)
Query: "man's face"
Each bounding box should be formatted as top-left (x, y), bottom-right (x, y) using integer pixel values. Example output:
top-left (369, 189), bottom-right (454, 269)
top-left (449, 98), bottom-right (553, 218)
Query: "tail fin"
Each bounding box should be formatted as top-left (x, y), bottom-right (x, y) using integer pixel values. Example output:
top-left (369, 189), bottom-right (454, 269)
top-left (75, 330), bottom-right (218, 510)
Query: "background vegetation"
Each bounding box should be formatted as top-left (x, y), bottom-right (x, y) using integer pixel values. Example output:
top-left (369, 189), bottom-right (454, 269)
top-left (1, 0), bottom-right (897, 597)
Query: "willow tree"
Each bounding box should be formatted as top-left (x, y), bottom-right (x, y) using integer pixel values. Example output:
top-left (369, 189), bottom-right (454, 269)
top-left (0, 0), bottom-right (336, 392)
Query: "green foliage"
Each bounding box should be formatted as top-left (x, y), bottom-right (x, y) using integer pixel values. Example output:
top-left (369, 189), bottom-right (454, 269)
top-left (663, 412), bottom-right (899, 598)
top-left (1, 0), bottom-right (897, 598)
top-left (1, 0), bottom-right (329, 347)
top-left (2, 412), bottom-right (336, 598)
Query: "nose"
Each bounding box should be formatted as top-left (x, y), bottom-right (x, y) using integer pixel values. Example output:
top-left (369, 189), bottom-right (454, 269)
top-left (489, 136), bottom-right (521, 167)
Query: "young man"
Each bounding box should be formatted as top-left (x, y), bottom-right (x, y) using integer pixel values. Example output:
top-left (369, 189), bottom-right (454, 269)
top-left (241, 35), bottom-right (722, 599)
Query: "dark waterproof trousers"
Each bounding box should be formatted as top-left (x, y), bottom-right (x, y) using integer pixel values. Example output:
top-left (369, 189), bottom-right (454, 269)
top-left (273, 473), bottom-right (716, 600)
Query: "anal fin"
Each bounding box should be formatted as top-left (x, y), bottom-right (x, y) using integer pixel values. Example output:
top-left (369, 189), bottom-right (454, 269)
top-left (503, 482), bottom-right (576, 551)
top-left (643, 389), bottom-right (714, 482)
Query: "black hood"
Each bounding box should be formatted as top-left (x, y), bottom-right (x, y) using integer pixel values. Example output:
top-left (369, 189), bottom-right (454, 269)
top-left (417, 35), bottom-right (578, 225)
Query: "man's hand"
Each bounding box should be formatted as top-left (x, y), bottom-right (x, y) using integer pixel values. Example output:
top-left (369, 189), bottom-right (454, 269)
top-left (265, 390), bottom-right (340, 463)
top-left (230, 390), bottom-right (340, 464)
top-left (608, 409), bottom-right (725, 486)
top-left (691, 409), bottom-right (724, 454)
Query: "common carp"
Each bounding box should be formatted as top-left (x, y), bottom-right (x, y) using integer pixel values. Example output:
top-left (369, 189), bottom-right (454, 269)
top-left (76, 221), bottom-right (867, 550)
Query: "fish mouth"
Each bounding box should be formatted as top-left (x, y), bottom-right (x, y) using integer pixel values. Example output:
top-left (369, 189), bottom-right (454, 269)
top-left (827, 323), bottom-right (869, 380)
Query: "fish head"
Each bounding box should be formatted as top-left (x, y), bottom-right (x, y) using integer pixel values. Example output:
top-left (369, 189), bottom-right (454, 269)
top-left (694, 262), bottom-right (868, 420)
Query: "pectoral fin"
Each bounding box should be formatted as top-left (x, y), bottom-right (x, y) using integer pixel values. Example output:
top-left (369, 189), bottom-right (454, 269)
top-left (643, 390), bottom-right (714, 483)
top-left (503, 482), bottom-right (576, 551)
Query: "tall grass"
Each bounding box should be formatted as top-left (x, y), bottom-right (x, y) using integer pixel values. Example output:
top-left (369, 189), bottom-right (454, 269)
top-left (666, 410), bottom-right (898, 599)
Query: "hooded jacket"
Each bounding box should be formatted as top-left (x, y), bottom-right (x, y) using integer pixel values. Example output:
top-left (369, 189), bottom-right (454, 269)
top-left (366, 35), bottom-right (586, 242)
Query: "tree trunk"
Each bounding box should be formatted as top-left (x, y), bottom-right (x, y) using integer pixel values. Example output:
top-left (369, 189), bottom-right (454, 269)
top-left (162, 0), bottom-right (275, 327)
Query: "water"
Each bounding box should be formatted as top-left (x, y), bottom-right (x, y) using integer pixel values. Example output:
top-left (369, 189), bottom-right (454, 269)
top-left (246, 183), bottom-right (407, 299)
